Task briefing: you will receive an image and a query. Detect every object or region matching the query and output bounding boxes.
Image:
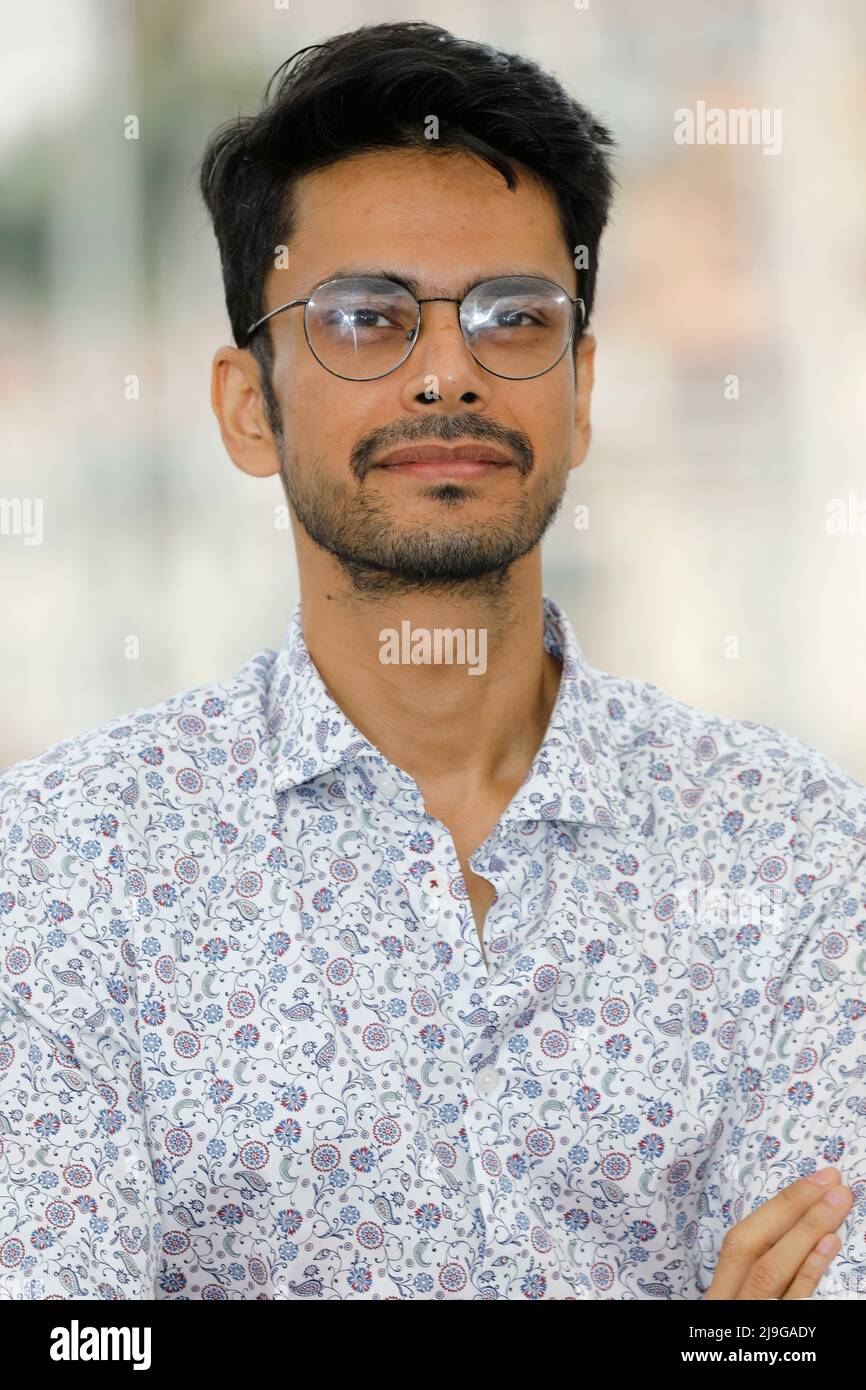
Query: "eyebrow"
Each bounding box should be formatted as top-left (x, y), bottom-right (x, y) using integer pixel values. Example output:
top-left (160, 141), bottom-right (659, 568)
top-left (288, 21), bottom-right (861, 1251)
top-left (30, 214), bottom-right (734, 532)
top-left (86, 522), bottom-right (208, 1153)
top-left (316, 265), bottom-right (569, 298)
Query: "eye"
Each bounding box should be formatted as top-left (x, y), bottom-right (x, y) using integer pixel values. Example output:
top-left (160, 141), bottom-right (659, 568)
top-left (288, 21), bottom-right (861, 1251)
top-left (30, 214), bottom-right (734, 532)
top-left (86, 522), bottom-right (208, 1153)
top-left (492, 308), bottom-right (543, 328)
top-left (331, 307), bottom-right (393, 329)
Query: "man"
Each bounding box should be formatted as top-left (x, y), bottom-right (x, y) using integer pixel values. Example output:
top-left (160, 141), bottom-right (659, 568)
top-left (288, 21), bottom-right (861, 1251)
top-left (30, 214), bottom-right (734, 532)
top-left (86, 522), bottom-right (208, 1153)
top-left (1, 21), bottom-right (863, 1302)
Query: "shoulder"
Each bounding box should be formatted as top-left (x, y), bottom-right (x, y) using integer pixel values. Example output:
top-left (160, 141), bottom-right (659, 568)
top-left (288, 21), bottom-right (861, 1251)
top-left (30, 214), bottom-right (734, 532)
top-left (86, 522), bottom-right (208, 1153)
top-left (0, 648), bottom-right (277, 955)
top-left (594, 668), bottom-right (866, 966)
top-left (594, 663), bottom-right (866, 827)
top-left (2, 647), bottom-right (275, 822)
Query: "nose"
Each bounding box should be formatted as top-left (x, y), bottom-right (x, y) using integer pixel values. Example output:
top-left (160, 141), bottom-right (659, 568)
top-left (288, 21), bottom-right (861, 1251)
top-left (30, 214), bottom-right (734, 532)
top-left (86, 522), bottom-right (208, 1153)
top-left (397, 301), bottom-right (492, 411)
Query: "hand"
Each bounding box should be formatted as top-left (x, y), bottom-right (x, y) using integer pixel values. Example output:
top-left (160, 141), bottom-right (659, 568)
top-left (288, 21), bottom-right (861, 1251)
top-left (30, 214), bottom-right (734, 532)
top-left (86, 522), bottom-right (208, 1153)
top-left (705, 1167), bottom-right (852, 1299)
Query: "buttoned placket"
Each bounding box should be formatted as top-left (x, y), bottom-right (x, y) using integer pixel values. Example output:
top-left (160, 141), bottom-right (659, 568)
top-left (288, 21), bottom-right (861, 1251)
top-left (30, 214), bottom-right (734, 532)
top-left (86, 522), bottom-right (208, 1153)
top-left (383, 792), bottom-right (595, 1260)
top-left (365, 761), bottom-right (528, 1253)
top-left (406, 808), bottom-right (512, 1234)
top-left (462, 1057), bottom-right (507, 1231)
top-left (439, 833), bottom-right (517, 1236)
top-left (418, 867), bottom-right (447, 928)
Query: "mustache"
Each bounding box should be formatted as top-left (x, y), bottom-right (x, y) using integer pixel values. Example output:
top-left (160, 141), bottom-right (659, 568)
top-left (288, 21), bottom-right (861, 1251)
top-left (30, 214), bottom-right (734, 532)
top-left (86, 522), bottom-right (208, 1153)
top-left (350, 414), bottom-right (534, 481)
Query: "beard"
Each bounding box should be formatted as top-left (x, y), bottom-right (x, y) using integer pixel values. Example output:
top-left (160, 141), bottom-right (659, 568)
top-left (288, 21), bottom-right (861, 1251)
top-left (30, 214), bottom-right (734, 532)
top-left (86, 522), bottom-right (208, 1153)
top-left (274, 417), bottom-right (571, 597)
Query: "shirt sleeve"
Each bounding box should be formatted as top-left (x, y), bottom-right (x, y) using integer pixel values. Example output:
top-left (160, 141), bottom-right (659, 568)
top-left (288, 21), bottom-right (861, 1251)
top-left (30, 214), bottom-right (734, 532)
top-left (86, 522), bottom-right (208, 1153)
top-left (0, 776), bottom-right (159, 1300)
top-left (695, 772), bottom-right (866, 1300)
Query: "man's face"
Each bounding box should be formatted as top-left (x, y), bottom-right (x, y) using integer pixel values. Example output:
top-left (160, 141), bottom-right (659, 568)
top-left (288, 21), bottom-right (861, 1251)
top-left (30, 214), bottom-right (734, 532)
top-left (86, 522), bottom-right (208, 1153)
top-left (223, 147), bottom-right (595, 590)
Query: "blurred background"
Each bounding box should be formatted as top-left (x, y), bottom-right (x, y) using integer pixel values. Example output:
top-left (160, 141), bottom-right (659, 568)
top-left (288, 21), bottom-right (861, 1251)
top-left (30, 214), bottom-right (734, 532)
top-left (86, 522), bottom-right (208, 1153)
top-left (2, 0), bottom-right (865, 778)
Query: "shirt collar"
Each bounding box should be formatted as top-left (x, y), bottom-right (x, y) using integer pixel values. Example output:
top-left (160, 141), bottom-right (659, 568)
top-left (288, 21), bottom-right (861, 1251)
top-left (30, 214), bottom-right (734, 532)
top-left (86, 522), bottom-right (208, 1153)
top-left (265, 595), bottom-right (630, 829)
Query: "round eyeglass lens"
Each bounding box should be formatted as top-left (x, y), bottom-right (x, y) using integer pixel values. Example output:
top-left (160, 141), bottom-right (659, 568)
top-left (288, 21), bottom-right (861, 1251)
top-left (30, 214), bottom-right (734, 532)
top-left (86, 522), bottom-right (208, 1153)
top-left (460, 276), bottom-right (573, 378)
top-left (305, 277), bottom-right (420, 380)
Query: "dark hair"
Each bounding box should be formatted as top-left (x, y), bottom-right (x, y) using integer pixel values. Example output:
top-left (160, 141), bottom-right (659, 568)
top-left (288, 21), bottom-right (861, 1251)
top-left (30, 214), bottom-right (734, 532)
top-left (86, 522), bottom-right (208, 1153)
top-left (198, 20), bottom-right (617, 426)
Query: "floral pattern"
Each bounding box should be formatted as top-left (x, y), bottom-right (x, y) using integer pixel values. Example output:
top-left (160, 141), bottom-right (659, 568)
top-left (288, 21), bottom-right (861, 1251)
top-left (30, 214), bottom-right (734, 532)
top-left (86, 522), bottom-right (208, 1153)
top-left (1, 595), bottom-right (865, 1300)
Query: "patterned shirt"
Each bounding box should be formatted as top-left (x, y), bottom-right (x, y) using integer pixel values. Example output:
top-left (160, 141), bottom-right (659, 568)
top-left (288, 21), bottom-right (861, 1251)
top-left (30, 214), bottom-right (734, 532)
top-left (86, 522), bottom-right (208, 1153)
top-left (1, 595), bottom-right (865, 1302)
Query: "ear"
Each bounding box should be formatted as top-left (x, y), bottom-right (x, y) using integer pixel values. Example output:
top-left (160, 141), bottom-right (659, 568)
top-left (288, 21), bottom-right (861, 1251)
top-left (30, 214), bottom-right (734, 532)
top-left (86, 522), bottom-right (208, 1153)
top-left (210, 344), bottom-right (282, 479)
top-left (570, 331), bottom-right (596, 472)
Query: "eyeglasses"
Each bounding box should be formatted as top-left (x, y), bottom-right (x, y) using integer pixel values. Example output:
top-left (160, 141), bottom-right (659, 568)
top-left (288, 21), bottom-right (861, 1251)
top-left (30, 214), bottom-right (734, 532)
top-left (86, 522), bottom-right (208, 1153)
top-left (244, 274), bottom-right (585, 381)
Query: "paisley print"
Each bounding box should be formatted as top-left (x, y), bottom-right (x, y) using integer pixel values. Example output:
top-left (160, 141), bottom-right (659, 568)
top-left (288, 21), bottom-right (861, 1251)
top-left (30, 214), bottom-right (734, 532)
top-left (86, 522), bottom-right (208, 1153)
top-left (0, 596), bottom-right (864, 1300)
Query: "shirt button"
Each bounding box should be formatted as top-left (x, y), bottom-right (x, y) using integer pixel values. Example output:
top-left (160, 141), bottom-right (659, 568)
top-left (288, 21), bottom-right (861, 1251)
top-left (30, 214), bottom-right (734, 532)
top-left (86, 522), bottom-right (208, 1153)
top-left (475, 1065), bottom-right (502, 1098)
top-left (422, 872), bottom-right (444, 895)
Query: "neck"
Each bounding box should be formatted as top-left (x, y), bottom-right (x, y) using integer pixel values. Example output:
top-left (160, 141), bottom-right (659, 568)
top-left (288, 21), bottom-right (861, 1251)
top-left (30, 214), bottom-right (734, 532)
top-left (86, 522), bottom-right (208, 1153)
top-left (296, 546), bottom-right (562, 803)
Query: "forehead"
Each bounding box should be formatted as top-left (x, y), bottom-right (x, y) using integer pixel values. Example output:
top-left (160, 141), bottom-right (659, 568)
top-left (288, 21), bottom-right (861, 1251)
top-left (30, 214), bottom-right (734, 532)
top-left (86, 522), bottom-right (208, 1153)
top-left (284, 147), bottom-right (573, 294)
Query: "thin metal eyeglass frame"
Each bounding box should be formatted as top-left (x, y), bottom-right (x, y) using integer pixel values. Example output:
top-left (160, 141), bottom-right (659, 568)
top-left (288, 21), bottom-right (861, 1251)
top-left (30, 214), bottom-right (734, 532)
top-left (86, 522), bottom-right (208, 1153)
top-left (242, 275), bottom-right (587, 382)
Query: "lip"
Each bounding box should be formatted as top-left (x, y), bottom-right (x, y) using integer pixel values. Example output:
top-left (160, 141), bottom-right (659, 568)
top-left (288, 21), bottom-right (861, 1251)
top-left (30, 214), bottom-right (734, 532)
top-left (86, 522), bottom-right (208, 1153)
top-left (374, 443), bottom-right (514, 480)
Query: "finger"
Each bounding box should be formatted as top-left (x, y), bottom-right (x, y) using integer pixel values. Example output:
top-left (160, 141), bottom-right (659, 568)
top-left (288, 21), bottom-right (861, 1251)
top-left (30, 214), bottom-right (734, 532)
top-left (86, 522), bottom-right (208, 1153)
top-left (738, 1183), bottom-right (852, 1300)
top-left (781, 1231), bottom-right (842, 1300)
top-left (706, 1168), bottom-right (843, 1300)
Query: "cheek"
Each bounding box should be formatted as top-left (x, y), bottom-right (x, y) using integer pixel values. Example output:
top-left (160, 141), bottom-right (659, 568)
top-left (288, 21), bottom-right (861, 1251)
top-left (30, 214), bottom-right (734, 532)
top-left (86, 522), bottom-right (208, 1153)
top-left (281, 360), bottom-right (392, 434)
top-left (519, 396), bottom-right (573, 454)
top-left (515, 368), bottom-right (575, 431)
